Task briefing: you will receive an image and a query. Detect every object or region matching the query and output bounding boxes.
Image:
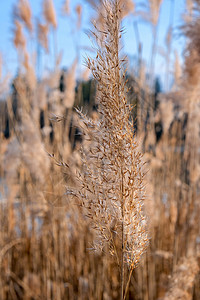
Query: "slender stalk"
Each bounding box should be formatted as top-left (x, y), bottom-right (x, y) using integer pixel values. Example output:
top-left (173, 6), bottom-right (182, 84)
top-left (123, 266), bottom-right (134, 300)
top-left (149, 24), bottom-right (158, 88)
top-left (120, 229), bottom-right (124, 295)
top-left (121, 166), bottom-right (124, 300)
top-left (165, 0), bottom-right (174, 90)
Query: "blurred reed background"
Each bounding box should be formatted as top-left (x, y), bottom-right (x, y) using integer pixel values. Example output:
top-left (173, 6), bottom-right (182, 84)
top-left (0, 0), bottom-right (200, 299)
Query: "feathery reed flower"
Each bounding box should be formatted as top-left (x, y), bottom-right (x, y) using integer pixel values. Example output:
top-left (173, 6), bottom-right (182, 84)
top-left (62, 0), bottom-right (70, 15)
top-left (20, 113), bottom-right (50, 185)
top-left (149, 0), bottom-right (163, 25)
top-left (174, 51), bottom-right (182, 87)
top-left (67, 0), bottom-right (148, 297)
top-left (63, 59), bottom-right (77, 108)
top-left (184, 0), bottom-right (193, 23)
top-left (16, 0), bottom-right (33, 32)
top-left (121, 0), bottom-right (135, 18)
top-left (13, 20), bottom-right (26, 51)
top-left (37, 22), bottom-right (49, 52)
top-left (76, 4), bottom-right (82, 30)
top-left (23, 51), bottom-right (36, 90)
top-left (163, 257), bottom-right (199, 300)
top-left (43, 0), bottom-right (57, 29)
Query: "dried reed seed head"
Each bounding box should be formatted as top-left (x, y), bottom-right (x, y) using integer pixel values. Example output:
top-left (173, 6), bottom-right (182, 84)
top-left (71, 0), bottom-right (149, 267)
top-left (36, 83), bottom-right (47, 110)
top-left (186, 0), bottom-right (193, 13)
top-left (184, 48), bottom-right (200, 86)
top-left (63, 59), bottom-right (77, 108)
top-left (165, 26), bottom-right (172, 48)
top-left (120, 0), bottom-right (135, 18)
top-left (182, 14), bottom-right (200, 87)
top-left (183, 0), bottom-right (193, 23)
top-left (45, 68), bottom-right (61, 90)
top-left (4, 137), bottom-right (21, 183)
top-left (43, 0), bottom-right (57, 28)
top-left (85, 0), bottom-right (107, 31)
top-left (17, 0), bottom-right (33, 32)
top-left (38, 22), bottom-right (49, 52)
top-left (174, 51), bottom-right (182, 86)
top-left (184, 20), bottom-right (200, 55)
top-left (159, 98), bottom-right (174, 134)
top-left (23, 50), bottom-right (29, 70)
top-left (76, 4), bottom-right (82, 29)
top-left (62, 0), bottom-right (70, 15)
top-left (149, 0), bottom-right (163, 25)
top-left (163, 257), bottom-right (199, 300)
top-left (23, 51), bottom-right (36, 90)
top-left (20, 113), bottom-right (51, 185)
top-left (13, 20), bottom-right (26, 51)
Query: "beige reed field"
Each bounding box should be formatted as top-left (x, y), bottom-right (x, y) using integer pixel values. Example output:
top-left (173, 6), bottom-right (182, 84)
top-left (0, 0), bottom-right (200, 299)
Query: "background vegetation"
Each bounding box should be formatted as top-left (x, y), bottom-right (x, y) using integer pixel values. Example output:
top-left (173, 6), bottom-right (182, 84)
top-left (0, 0), bottom-right (200, 299)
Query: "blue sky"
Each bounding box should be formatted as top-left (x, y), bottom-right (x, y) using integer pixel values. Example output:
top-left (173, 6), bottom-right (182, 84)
top-left (0, 0), bottom-right (187, 89)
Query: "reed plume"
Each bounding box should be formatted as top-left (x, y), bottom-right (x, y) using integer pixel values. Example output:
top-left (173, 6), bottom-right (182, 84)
top-left (62, 0), bottom-right (70, 15)
top-left (174, 51), bottom-right (182, 88)
top-left (67, 1), bottom-right (148, 298)
top-left (23, 51), bottom-right (36, 90)
top-left (149, 0), bottom-right (163, 26)
top-left (20, 113), bottom-right (50, 185)
top-left (76, 4), bottom-right (82, 30)
top-left (43, 0), bottom-right (57, 29)
top-left (182, 5), bottom-right (200, 87)
top-left (63, 59), bottom-right (77, 108)
top-left (37, 22), bottom-right (49, 52)
top-left (121, 0), bottom-right (135, 18)
top-left (184, 0), bottom-right (193, 23)
top-left (13, 20), bottom-right (26, 51)
top-left (163, 257), bottom-right (199, 300)
top-left (16, 0), bottom-right (33, 32)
